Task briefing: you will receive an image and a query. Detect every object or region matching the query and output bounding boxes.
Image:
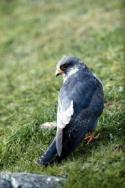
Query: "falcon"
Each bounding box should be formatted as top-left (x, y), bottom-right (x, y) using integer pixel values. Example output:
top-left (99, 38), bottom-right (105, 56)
top-left (38, 56), bottom-right (104, 166)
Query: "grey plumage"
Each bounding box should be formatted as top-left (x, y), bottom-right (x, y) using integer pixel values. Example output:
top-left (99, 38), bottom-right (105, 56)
top-left (38, 56), bottom-right (104, 166)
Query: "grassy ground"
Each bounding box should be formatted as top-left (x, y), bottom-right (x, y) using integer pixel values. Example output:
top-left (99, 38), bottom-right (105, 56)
top-left (0, 0), bottom-right (125, 187)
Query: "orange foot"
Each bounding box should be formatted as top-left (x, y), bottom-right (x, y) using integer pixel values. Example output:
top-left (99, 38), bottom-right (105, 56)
top-left (84, 133), bottom-right (100, 144)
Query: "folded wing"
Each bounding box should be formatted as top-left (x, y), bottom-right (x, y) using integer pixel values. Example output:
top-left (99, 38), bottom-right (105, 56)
top-left (56, 96), bottom-right (74, 156)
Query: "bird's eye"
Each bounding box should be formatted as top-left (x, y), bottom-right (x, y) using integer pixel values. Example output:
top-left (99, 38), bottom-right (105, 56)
top-left (61, 64), bottom-right (68, 70)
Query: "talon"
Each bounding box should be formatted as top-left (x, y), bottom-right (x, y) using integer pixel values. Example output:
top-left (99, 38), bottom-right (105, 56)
top-left (84, 133), bottom-right (100, 144)
top-left (84, 135), bottom-right (91, 140)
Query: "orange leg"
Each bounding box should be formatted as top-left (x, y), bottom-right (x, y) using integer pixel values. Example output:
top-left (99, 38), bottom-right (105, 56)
top-left (84, 132), bottom-right (100, 144)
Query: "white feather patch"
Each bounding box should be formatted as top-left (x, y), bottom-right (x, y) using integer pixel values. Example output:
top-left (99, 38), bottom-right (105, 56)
top-left (63, 66), bottom-right (79, 83)
top-left (56, 100), bottom-right (74, 156)
top-left (57, 100), bottom-right (74, 129)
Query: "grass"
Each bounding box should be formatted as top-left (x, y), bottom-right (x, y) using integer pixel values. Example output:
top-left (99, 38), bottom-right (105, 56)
top-left (0, 0), bottom-right (125, 187)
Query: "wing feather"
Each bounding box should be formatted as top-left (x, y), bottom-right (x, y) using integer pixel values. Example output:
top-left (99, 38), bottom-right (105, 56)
top-left (56, 96), bottom-right (74, 156)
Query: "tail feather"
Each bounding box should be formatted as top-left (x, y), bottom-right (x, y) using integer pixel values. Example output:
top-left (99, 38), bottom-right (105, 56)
top-left (38, 110), bottom-right (99, 166)
top-left (37, 138), bottom-right (57, 166)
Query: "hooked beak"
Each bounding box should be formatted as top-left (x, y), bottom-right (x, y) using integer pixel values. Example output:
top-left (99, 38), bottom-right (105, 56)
top-left (55, 68), bottom-right (64, 77)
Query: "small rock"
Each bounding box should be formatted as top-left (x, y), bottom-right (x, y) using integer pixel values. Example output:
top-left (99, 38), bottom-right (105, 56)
top-left (40, 122), bottom-right (57, 129)
top-left (0, 178), bottom-right (12, 188)
top-left (0, 173), bottom-right (65, 188)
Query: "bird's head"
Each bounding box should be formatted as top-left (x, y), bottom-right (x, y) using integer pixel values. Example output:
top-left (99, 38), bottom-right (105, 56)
top-left (55, 56), bottom-right (81, 77)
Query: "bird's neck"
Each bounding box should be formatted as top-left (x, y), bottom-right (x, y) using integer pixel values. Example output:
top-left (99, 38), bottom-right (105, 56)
top-left (63, 66), bottom-right (79, 83)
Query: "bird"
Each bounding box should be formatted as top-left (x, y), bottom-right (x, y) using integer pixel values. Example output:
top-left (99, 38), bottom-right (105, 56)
top-left (37, 56), bottom-right (104, 166)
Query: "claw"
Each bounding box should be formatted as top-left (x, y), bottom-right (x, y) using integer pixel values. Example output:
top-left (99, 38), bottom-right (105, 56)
top-left (84, 133), bottom-right (100, 144)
